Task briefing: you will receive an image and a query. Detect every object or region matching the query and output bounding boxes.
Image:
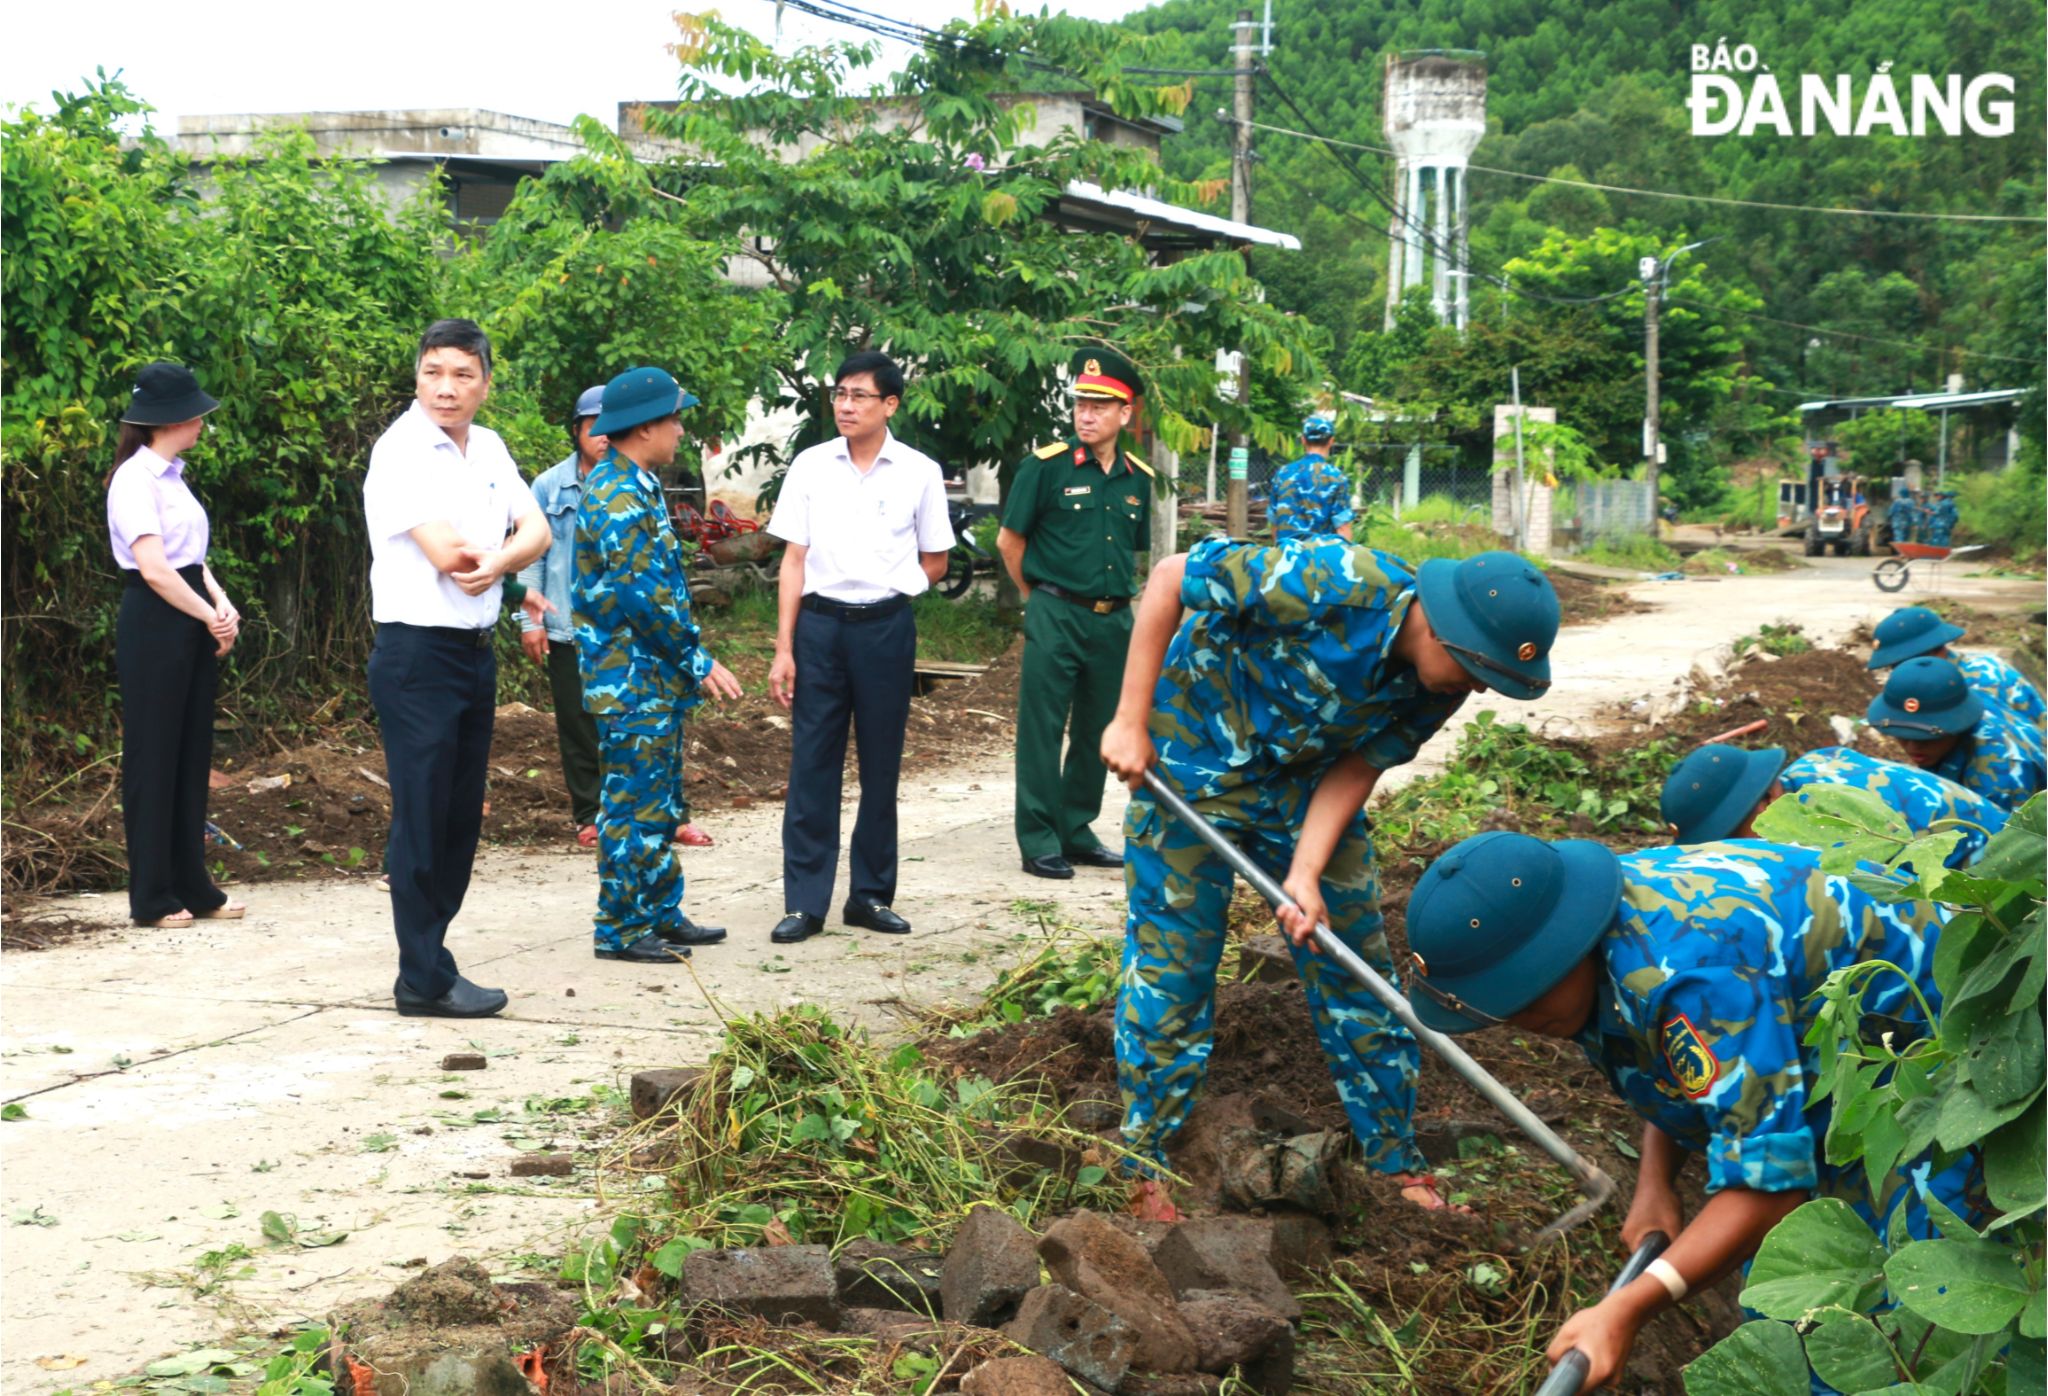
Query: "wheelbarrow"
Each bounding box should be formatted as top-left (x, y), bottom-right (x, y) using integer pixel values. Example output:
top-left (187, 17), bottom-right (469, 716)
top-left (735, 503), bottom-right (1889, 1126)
top-left (1874, 542), bottom-right (1985, 594)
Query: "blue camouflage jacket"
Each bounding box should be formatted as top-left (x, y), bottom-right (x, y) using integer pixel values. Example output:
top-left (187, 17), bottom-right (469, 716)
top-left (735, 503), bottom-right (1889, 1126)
top-left (1268, 454), bottom-right (1356, 542)
top-left (1149, 536), bottom-right (1464, 803)
top-left (1577, 841), bottom-right (1949, 1201)
top-left (1778, 746), bottom-right (2007, 867)
top-left (1927, 702), bottom-right (2046, 812)
top-left (1953, 651), bottom-right (2046, 728)
top-left (572, 451), bottom-right (715, 715)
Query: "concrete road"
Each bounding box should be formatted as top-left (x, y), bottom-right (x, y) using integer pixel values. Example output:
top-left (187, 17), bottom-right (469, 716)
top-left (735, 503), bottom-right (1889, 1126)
top-left (2, 556), bottom-right (2036, 1390)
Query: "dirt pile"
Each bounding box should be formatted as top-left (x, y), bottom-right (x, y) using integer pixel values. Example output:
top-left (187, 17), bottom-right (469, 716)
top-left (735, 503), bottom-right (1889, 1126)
top-left (1550, 572), bottom-right (1649, 627)
top-left (329, 1256), bottom-right (576, 1396)
top-left (1657, 645), bottom-right (1881, 754)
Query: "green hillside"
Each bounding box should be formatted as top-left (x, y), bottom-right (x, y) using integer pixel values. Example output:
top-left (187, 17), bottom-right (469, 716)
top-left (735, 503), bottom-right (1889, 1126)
top-left (1122, 0), bottom-right (2045, 424)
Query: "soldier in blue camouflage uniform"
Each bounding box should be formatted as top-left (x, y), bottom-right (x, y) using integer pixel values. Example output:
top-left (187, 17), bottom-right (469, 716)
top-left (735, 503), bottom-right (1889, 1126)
top-left (1885, 488), bottom-right (1917, 547)
top-left (1867, 656), bottom-right (2044, 813)
top-left (1869, 604), bottom-right (2045, 729)
top-left (1660, 742), bottom-right (2006, 867)
top-left (573, 368), bottom-right (743, 963)
top-left (1267, 415), bottom-right (1354, 543)
top-left (1405, 833), bottom-right (1977, 1392)
top-left (1924, 490), bottom-right (1958, 547)
top-left (1097, 537), bottom-right (1559, 1214)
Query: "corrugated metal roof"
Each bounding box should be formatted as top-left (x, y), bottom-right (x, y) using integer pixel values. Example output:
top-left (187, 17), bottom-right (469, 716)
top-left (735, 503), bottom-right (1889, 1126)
top-left (1797, 388), bottom-right (2032, 413)
top-left (1061, 181), bottom-right (1302, 250)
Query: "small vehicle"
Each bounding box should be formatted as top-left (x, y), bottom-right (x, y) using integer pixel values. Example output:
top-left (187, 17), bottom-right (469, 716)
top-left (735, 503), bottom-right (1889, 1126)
top-left (938, 496), bottom-right (1001, 599)
top-left (1806, 472), bottom-right (1874, 557)
top-left (1874, 542), bottom-right (1985, 593)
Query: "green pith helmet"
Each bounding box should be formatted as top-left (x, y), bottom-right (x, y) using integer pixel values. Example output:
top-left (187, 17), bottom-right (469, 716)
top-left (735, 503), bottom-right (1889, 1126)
top-left (1403, 831), bottom-right (1623, 1034)
top-left (1413, 552), bottom-right (1560, 700)
top-left (1866, 656), bottom-right (1983, 737)
top-left (1659, 744), bottom-right (1788, 844)
top-left (1868, 606), bottom-right (1965, 670)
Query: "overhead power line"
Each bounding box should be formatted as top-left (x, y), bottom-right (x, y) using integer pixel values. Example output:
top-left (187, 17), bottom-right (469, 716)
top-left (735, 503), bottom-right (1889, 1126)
top-left (1226, 114), bottom-right (2043, 225)
top-left (1662, 298), bottom-right (2044, 366)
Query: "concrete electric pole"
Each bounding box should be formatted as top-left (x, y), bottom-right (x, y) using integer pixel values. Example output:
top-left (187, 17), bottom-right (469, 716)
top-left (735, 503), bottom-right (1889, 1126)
top-left (1640, 254), bottom-right (1661, 508)
top-left (1227, 7), bottom-right (1255, 538)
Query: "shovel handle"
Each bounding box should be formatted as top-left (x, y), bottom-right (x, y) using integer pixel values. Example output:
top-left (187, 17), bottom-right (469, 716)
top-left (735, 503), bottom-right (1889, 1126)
top-left (1136, 769), bottom-right (1617, 1244)
top-left (1530, 1232), bottom-right (1671, 1396)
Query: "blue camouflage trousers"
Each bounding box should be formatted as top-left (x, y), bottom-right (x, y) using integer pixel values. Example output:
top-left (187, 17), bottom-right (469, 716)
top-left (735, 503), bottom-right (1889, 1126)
top-left (1117, 784), bottom-right (1422, 1176)
top-left (594, 710), bottom-right (685, 950)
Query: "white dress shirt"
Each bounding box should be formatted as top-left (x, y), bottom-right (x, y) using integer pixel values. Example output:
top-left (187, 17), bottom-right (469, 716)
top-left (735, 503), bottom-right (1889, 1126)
top-left (363, 401), bottom-right (538, 628)
top-left (765, 433), bottom-right (955, 603)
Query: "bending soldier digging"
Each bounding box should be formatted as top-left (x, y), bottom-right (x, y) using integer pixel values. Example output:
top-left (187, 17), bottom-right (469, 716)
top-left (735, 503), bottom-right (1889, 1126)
top-left (573, 367), bottom-right (743, 965)
top-left (999, 348), bottom-right (1154, 881)
top-left (1865, 657), bottom-right (2045, 812)
top-left (1405, 832), bottom-right (1983, 1392)
top-left (1098, 536), bottom-right (1561, 1220)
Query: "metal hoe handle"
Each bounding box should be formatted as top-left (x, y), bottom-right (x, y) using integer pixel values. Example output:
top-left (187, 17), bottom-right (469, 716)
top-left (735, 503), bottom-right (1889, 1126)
top-left (1137, 770), bottom-right (1616, 1244)
top-left (1529, 1231), bottom-right (1671, 1396)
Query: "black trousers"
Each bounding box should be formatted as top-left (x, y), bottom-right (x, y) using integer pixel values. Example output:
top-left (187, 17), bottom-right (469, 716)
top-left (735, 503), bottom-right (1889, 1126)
top-left (369, 622), bottom-right (496, 999)
top-left (117, 567), bottom-right (229, 921)
top-left (781, 601), bottom-right (915, 918)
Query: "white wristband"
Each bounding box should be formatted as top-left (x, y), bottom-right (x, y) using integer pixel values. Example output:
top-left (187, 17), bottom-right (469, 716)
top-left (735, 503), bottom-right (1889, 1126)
top-left (1645, 1257), bottom-right (1689, 1303)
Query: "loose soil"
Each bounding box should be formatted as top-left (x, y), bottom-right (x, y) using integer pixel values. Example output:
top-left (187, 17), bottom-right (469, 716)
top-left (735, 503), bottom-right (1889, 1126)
top-left (1550, 572), bottom-right (1648, 627)
top-left (1, 640), bottom-right (1026, 926)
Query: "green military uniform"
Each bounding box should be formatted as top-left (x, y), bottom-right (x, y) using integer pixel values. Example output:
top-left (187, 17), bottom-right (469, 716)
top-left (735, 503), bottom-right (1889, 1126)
top-left (1006, 350), bottom-right (1153, 866)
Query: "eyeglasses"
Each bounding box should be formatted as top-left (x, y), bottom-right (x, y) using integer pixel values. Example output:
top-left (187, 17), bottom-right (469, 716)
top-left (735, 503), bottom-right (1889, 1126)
top-left (828, 388), bottom-right (885, 405)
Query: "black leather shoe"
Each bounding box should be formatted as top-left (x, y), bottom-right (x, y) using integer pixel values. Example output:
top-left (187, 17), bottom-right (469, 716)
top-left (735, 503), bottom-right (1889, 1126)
top-left (595, 936), bottom-right (688, 963)
top-left (393, 975), bottom-right (509, 1018)
top-left (1064, 845), bottom-right (1124, 869)
top-left (844, 899), bottom-right (911, 934)
top-left (770, 911), bottom-right (825, 944)
top-left (659, 915), bottom-right (728, 946)
top-left (1022, 854), bottom-right (1075, 880)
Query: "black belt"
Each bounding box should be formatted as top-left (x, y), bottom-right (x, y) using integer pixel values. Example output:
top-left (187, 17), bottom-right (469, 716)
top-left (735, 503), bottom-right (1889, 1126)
top-left (1035, 581), bottom-right (1130, 614)
top-left (801, 593), bottom-right (909, 622)
top-left (380, 620), bottom-right (493, 649)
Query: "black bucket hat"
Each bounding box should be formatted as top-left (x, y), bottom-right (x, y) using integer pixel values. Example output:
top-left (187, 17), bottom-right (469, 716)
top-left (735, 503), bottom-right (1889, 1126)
top-left (121, 362), bottom-right (221, 426)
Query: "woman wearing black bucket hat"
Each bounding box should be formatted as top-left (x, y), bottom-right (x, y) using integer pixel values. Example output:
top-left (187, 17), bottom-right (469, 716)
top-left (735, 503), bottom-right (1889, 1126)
top-left (105, 361), bottom-right (247, 928)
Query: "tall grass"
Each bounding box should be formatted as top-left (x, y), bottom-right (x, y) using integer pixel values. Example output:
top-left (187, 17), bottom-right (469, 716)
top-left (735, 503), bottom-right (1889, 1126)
top-left (1956, 464), bottom-right (2047, 564)
top-left (1576, 534), bottom-right (1682, 571)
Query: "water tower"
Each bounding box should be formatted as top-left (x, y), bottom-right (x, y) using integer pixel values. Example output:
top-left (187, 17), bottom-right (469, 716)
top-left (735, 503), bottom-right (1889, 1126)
top-left (1382, 51), bottom-right (1487, 331)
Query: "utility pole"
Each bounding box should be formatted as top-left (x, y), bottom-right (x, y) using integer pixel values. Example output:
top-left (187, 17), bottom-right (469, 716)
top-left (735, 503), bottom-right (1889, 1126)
top-left (1640, 254), bottom-right (1661, 510)
top-left (1227, 7), bottom-right (1255, 537)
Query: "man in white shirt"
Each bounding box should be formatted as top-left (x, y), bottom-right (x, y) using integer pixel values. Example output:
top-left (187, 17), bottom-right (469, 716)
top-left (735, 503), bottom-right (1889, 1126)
top-left (764, 351), bottom-right (955, 944)
top-left (363, 319), bottom-right (550, 1018)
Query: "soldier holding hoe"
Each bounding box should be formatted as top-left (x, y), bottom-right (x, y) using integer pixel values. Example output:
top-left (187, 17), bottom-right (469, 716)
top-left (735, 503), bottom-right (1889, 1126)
top-left (1098, 534), bottom-right (1561, 1219)
top-left (1404, 831), bottom-right (1984, 1392)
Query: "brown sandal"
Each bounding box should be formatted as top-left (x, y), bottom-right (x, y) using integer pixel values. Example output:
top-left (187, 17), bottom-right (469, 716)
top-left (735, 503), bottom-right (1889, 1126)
top-left (132, 910), bottom-right (196, 928)
top-left (192, 902), bottom-right (247, 920)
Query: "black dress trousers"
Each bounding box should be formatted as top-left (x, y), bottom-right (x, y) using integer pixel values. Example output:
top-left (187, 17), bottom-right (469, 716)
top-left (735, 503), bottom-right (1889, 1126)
top-left (780, 599), bottom-right (916, 918)
top-left (369, 622), bottom-right (497, 999)
top-left (117, 566), bottom-right (230, 922)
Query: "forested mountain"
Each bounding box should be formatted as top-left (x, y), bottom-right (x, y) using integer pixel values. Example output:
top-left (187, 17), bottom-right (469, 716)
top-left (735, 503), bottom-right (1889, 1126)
top-left (1121, 0), bottom-right (2044, 442)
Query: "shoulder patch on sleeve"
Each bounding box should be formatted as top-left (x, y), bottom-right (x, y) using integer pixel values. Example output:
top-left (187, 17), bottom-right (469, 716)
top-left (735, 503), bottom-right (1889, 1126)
top-left (1662, 1014), bottom-right (1721, 1098)
top-left (1126, 450), bottom-right (1156, 479)
top-left (1034, 441), bottom-right (1069, 459)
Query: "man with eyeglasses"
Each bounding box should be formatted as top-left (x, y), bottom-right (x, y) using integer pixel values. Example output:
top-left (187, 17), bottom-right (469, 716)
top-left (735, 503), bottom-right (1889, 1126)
top-left (763, 351), bottom-right (955, 946)
top-left (1097, 542), bottom-right (1560, 1219)
top-left (998, 348), bottom-right (1156, 881)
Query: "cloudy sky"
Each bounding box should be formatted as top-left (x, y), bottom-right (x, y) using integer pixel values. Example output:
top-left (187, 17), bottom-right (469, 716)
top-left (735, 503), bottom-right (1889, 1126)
top-left (3, 0), bottom-right (1153, 133)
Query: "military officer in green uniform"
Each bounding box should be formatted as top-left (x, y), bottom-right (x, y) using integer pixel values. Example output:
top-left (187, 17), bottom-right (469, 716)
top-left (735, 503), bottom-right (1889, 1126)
top-left (998, 349), bottom-right (1154, 880)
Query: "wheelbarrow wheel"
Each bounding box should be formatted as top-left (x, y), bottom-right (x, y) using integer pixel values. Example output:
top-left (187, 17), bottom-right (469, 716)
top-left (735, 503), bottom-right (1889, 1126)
top-left (1874, 558), bottom-right (1911, 593)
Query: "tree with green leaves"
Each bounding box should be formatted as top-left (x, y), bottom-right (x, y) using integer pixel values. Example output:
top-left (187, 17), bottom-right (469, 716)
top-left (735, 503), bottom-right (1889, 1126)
top-left (645, 9), bottom-right (1329, 495)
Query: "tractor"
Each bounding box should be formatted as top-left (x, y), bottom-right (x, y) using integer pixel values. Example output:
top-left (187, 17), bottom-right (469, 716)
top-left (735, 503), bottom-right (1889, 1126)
top-left (1805, 469), bottom-right (1875, 557)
